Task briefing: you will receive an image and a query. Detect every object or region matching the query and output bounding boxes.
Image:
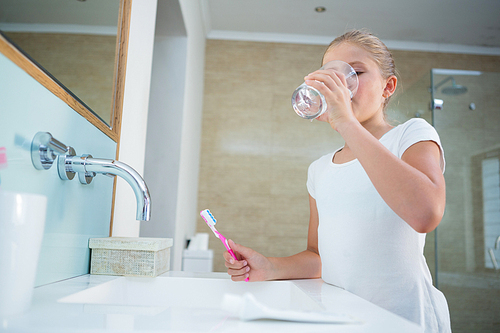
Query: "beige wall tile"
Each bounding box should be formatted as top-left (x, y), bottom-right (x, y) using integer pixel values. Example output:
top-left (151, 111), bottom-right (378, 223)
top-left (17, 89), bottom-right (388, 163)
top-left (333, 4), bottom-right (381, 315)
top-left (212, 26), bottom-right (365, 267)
top-left (200, 39), bottom-right (500, 275)
top-left (5, 32), bottom-right (116, 124)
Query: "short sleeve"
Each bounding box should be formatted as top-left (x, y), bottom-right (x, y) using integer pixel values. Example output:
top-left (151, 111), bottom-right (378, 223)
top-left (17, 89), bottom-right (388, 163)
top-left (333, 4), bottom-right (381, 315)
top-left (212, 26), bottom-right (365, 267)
top-left (398, 118), bottom-right (445, 173)
top-left (306, 161), bottom-right (316, 199)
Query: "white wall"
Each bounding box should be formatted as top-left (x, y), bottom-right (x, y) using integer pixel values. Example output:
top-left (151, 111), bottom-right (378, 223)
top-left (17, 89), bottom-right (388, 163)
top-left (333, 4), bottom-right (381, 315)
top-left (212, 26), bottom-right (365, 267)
top-left (113, 0), bottom-right (206, 272)
top-left (140, 0), bottom-right (188, 266)
top-left (112, 0), bottom-right (158, 236)
top-left (173, 0), bottom-right (206, 270)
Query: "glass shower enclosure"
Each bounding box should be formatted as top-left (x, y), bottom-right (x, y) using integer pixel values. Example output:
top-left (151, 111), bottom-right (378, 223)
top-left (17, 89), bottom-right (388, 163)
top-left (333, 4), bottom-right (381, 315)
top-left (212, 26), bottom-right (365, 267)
top-left (388, 68), bottom-right (499, 332)
top-left (430, 68), bottom-right (500, 332)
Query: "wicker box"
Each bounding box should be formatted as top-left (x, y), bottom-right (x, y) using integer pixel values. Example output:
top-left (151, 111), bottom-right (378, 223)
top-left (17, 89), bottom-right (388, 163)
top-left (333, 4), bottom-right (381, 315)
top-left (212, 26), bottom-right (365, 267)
top-left (89, 237), bottom-right (173, 277)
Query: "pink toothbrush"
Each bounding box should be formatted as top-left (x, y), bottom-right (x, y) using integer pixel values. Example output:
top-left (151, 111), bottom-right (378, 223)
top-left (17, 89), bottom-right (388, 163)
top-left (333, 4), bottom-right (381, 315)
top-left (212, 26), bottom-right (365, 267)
top-left (200, 209), bottom-right (249, 282)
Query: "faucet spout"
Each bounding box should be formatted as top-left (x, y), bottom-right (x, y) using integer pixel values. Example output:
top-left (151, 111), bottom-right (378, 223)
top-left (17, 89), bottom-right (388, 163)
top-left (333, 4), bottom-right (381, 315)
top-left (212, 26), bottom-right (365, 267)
top-left (66, 156), bottom-right (151, 221)
top-left (86, 158), bottom-right (151, 221)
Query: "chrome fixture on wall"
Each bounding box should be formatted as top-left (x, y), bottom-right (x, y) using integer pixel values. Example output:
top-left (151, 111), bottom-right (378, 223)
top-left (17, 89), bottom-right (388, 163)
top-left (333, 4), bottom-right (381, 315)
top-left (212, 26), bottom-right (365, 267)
top-left (431, 98), bottom-right (444, 111)
top-left (30, 132), bottom-right (74, 173)
top-left (59, 154), bottom-right (151, 221)
top-left (31, 132), bottom-right (151, 221)
top-left (488, 235), bottom-right (500, 271)
top-left (429, 69), bottom-right (481, 111)
top-left (434, 76), bottom-right (468, 95)
top-left (430, 76), bottom-right (467, 111)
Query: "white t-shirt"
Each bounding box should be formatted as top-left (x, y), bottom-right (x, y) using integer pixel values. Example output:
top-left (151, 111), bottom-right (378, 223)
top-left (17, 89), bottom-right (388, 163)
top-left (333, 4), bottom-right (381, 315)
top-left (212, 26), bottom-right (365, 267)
top-left (307, 118), bottom-right (451, 332)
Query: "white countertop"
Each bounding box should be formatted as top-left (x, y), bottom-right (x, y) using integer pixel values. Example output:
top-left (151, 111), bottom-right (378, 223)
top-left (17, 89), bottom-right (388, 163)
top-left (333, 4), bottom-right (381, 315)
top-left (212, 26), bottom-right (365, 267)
top-left (1, 271), bottom-right (422, 333)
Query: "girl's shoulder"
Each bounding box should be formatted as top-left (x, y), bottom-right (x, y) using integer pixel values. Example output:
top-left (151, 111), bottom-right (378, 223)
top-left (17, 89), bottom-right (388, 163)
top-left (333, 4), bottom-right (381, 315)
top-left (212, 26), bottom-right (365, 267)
top-left (387, 117), bottom-right (445, 171)
top-left (383, 118), bottom-right (438, 143)
top-left (393, 117), bottom-right (435, 134)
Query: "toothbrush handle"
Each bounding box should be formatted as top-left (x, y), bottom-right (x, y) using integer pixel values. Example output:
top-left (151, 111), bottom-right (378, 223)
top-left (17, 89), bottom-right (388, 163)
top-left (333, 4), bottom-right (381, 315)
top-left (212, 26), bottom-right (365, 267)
top-left (220, 235), bottom-right (237, 260)
top-left (227, 247), bottom-right (238, 261)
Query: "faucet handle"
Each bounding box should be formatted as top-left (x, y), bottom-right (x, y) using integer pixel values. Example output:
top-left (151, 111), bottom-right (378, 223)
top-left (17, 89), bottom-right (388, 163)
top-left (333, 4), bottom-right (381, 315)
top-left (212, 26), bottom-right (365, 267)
top-left (31, 132), bottom-right (69, 170)
top-left (57, 146), bottom-right (77, 180)
top-left (77, 154), bottom-right (96, 185)
top-left (57, 153), bottom-right (96, 184)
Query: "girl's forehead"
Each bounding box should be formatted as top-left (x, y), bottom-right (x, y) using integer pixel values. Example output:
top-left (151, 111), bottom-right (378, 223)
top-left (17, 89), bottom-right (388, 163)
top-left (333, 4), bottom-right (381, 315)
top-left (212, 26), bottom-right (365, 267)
top-left (322, 43), bottom-right (374, 66)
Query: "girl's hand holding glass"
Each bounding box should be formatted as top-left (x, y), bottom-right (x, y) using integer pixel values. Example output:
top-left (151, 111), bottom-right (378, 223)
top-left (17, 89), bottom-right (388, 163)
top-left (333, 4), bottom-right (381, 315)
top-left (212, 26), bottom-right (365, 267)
top-left (291, 60), bottom-right (358, 120)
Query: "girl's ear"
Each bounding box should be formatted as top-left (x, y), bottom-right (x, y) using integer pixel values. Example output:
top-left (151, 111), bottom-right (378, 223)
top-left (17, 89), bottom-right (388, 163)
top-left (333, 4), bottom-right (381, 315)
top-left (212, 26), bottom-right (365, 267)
top-left (382, 75), bottom-right (397, 98)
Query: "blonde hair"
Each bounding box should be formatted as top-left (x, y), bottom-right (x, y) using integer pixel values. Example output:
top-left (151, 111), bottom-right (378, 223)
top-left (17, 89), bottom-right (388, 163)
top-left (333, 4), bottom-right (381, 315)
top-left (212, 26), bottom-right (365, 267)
top-left (323, 29), bottom-right (397, 110)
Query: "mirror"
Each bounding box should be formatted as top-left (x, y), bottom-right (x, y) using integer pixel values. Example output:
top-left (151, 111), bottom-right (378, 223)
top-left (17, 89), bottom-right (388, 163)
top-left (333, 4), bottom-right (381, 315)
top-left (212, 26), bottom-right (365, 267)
top-left (0, 0), bottom-right (130, 141)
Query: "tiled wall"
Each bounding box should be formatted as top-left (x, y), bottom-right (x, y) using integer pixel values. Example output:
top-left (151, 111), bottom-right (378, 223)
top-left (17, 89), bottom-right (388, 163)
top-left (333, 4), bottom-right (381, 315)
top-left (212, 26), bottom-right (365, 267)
top-left (198, 40), bottom-right (341, 271)
top-left (199, 39), bottom-right (500, 271)
top-left (198, 39), bottom-right (500, 332)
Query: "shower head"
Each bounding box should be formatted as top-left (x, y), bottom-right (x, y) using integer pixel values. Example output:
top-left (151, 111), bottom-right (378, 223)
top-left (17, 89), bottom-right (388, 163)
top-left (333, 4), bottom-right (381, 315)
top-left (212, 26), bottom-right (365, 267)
top-left (434, 76), bottom-right (468, 95)
top-left (441, 82), bottom-right (467, 95)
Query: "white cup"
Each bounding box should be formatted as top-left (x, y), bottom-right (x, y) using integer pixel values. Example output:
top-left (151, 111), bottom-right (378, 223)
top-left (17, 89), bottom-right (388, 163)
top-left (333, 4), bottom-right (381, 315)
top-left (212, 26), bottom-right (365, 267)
top-left (0, 190), bottom-right (47, 318)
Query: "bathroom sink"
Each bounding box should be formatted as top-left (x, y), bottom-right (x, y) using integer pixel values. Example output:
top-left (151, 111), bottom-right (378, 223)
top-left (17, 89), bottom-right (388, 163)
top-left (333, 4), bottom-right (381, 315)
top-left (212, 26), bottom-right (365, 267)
top-left (58, 276), bottom-right (323, 312)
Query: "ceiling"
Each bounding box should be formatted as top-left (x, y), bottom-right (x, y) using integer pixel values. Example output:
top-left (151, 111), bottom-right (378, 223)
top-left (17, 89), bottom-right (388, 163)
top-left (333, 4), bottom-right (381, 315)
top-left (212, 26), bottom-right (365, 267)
top-left (0, 0), bottom-right (121, 26)
top-left (201, 0), bottom-right (500, 55)
top-left (1, 0), bottom-right (499, 55)
top-left (0, 0), bottom-right (120, 35)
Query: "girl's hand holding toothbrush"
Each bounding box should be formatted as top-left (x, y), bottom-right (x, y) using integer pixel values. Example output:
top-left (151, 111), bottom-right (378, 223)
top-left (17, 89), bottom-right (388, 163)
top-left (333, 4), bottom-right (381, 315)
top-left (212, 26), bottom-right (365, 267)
top-left (224, 239), bottom-right (274, 282)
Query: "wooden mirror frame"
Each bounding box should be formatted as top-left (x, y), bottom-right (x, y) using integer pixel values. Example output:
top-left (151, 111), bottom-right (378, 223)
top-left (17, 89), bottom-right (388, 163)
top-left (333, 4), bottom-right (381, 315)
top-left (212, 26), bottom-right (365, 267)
top-left (0, 0), bottom-right (131, 143)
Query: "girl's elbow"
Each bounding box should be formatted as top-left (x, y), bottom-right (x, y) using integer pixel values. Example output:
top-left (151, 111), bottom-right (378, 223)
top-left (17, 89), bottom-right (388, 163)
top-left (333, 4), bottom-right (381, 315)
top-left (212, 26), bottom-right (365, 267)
top-left (412, 181), bottom-right (446, 233)
top-left (413, 221), bottom-right (438, 234)
top-left (409, 206), bottom-right (445, 233)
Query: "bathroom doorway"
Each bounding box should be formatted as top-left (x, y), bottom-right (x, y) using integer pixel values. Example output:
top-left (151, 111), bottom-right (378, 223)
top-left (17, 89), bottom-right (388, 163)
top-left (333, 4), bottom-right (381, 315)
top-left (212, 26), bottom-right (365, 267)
top-left (431, 68), bottom-right (500, 332)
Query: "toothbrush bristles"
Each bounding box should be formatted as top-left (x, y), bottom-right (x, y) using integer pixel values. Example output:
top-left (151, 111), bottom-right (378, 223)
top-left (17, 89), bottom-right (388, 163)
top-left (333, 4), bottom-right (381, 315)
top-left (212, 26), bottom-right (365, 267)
top-left (201, 209), bottom-right (220, 238)
top-left (206, 209), bottom-right (217, 224)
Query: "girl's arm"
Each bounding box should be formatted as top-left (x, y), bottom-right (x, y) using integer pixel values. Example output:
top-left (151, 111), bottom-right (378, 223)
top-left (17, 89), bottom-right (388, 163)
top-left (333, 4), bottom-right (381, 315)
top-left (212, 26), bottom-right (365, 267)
top-left (306, 69), bottom-right (445, 234)
top-left (337, 120), bottom-right (446, 233)
top-left (224, 195), bottom-right (322, 281)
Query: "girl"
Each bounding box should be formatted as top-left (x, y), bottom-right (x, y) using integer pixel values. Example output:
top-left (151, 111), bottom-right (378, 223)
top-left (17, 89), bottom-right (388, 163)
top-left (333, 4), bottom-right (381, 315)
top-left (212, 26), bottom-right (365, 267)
top-left (224, 30), bottom-right (451, 332)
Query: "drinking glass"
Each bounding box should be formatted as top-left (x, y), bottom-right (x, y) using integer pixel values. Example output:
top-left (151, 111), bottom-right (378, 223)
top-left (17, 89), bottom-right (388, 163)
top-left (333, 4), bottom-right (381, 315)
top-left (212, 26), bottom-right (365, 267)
top-left (291, 60), bottom-right (358, 119)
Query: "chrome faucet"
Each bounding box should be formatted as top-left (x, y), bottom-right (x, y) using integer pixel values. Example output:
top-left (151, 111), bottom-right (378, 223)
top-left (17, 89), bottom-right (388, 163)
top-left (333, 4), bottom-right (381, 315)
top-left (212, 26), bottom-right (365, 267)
top-left (31, 132), bottom-right (151, 221)
top-left (60, 155), bottom-right (151, 221)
